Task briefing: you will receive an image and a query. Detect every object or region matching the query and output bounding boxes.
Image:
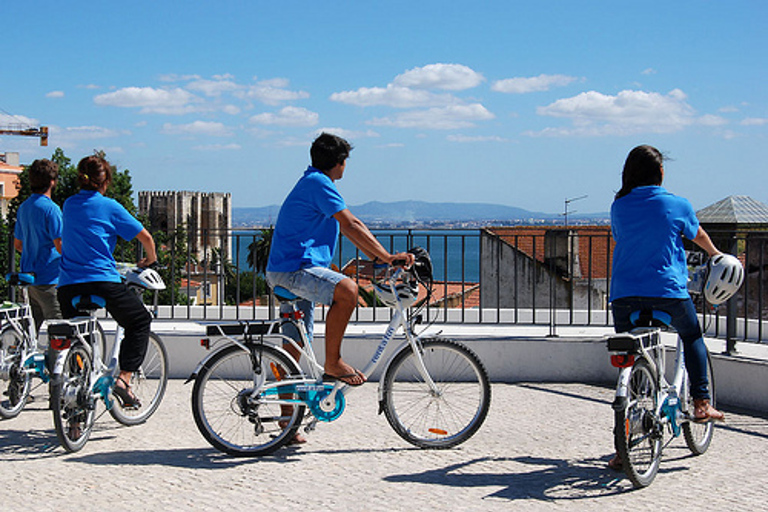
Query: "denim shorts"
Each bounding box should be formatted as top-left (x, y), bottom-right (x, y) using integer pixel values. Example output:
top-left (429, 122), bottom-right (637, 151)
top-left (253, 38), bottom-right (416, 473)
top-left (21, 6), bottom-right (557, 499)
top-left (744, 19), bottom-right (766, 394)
top-left (266, 266), bottom-right (346, 306)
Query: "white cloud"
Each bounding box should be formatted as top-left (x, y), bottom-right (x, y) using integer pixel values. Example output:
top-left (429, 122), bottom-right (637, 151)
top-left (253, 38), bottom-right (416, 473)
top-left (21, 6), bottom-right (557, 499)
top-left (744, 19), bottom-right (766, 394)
top-left (239, 80), bottom-right (310, 106)
top-left (0, 113), bottom-right (39, 126)
top-left (641, 68), bottom-right (657, 75)
top-left (531, 89), bottom-right (701, 136)
top-left (741, 117), bottom-right (768, 126)
top-left (698, 114), bottom-right (728, 126)
top-left (392, 63), bottom-right (484, 91)
top-left (46, 91), bottom-right (65, 98)
top-left (446, 134), bottom-right (508, 143)
top-left (186, 78), bottom-right (241, 97)
top-left (222, 105), bottom-right (241, 115)
top-left (369, 103), bottom-right (494, 130)
top-left (313, 128), bottom-right (380, 139)
top-left (719, 105), bottom-right (740, 113)
top-left (249, 106), bottom-right (319, 127)
top-left (162, 120), bottom-right (231, 136)
top-left (94, 87), bottom-right (201, 115)
top-left (158, 73), bottom-right (201, 83)
top-left (53, 125), bottom-right (124, 140)
top-left (330, 85), bottom-right (457, 108)
top-left (192, 143), bottom-right (242, 151)
top-left (492, 74), bottom-right (578, 94)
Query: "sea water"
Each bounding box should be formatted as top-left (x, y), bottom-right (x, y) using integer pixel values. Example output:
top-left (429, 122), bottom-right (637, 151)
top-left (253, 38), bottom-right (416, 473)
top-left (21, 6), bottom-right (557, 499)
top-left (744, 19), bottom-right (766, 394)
top-left (232, 229), bottom-right (481, 283)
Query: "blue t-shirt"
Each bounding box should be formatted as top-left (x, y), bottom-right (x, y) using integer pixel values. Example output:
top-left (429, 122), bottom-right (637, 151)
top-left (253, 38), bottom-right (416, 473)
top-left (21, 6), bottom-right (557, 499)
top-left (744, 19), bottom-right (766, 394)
top-left (59, 190), bottom-right (144, 286)
top-left (610, 186), bottom-right (699, 300)
top-left (14, 194), bottom-right (63, 285)
top-left (267, 167), bottom-right (347, 272)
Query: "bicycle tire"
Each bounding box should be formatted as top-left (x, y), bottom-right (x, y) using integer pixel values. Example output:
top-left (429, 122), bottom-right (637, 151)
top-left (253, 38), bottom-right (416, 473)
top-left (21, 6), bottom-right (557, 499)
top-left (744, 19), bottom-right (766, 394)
top-left (381, 337), bottom-right (491, 449)
top-left (683, 349), bottom-right (715, 454)
top-left (0, 327), bottom-right (32, 419)
top-left (614, 358), bottom-right (662, 488)
top-left (191, 343), bottom-right (305, 456)
top-left (109, 332), bottom-right (168, 426)
top-left (51, 344), bottom-right (96, 452)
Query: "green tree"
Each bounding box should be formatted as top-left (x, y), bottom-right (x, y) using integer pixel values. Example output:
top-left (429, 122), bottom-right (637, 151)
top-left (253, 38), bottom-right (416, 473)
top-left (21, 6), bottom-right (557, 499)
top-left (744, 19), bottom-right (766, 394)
top-left (152, 226), bottom-right (192, 306)
top-left (247, 226), bottom-right (273, 275)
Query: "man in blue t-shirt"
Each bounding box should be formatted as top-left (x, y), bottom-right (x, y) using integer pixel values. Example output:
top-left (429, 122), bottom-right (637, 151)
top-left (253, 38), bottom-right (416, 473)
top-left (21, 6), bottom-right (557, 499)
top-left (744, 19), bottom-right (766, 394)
top-left (267, 133), bottom-right (414, 390)
top-left (14, 159), bottom-right (63, 331)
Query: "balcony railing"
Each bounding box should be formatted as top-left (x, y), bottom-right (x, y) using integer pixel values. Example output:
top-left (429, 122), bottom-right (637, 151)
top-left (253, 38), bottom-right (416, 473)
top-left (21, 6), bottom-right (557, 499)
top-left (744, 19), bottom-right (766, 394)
top-left (5, 227), bottom-right (767, 346)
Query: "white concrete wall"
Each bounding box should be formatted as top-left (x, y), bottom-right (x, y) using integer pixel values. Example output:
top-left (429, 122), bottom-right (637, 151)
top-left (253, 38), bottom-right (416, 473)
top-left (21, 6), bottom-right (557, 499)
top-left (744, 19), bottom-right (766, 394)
top-left (93, 319), bottom-right (768, 414)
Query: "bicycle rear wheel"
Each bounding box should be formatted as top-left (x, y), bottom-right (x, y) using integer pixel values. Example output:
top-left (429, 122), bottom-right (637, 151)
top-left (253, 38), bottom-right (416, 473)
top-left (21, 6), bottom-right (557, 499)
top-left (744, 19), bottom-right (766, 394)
top-left (614, 358), bottom-right (662, 488)
top-left (0, 327), bottom-right (32, 419)
top-left (109, 332), bottom-right (168, 426)
top-left (51, 344), bottom-right (96, 452)
top-left (191, 343), bottom-right (305, 456)
top-left (683, 349), bottom-right (715, 454)
top-left (381, 338), bottom-right (491, 449)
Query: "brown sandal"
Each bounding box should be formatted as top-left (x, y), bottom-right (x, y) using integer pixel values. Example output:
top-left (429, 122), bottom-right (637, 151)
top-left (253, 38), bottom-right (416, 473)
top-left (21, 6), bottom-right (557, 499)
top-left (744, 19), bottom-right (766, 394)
top-left (608, 453), bottom-right (623, 471)
top-left (113, 376), bottom-right (142, 410)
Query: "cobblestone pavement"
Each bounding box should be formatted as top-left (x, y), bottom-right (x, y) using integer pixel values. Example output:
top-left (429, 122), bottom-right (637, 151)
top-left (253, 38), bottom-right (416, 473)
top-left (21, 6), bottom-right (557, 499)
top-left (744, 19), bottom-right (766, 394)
top-left (2, 380), bottom-right (768, 512)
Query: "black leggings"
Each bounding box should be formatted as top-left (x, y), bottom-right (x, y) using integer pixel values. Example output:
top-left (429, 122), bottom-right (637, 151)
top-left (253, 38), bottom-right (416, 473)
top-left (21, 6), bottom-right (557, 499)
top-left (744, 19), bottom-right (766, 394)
top-left (58, 282), bottom-right (152, 372)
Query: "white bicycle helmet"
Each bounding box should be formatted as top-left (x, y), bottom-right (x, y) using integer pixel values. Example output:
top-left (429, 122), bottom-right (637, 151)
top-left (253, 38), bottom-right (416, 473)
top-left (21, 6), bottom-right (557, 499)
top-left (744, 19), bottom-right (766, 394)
top-left (703, 253), bottom-right (744, 305)
top-left (122, 266), bottom-right (166, 291)
top-left (372, 279), bottom-right (419, 308)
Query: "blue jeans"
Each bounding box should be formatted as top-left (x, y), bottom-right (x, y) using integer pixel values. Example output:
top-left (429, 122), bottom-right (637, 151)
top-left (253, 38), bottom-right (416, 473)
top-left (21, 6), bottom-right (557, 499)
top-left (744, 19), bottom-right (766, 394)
top-left (611, 297), bottom-right (710, 400)
top-left (266, 267), bottom-right (346, 344)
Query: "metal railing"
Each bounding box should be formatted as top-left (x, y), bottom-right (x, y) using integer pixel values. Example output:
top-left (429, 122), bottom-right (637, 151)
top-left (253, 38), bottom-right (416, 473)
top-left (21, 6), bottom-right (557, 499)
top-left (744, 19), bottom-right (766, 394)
top-left (4, 226), bottom-right (767, 346)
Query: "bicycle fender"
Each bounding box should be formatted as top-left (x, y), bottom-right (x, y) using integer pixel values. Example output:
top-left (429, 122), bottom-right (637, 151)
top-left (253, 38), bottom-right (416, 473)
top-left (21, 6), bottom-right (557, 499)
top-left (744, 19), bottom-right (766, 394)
top-left (185, 342), bottom-right (238, 384)
top-left (184, 338), bottom-right (296, 384)
top-left (614, 367), bottom-right (633, 400)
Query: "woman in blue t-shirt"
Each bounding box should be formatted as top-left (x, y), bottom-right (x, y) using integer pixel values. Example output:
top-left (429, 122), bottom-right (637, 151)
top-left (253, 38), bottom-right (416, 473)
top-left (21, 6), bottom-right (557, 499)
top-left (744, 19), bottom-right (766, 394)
top-left (57, 155), bottom-right (157, 410)
top-left (608, 145), bottom-right (723, 469)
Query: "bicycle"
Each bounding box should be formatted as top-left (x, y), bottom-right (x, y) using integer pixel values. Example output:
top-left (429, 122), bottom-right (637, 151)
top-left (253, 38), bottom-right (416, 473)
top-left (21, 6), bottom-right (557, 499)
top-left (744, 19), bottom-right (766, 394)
top-left (189, 248), bottom-right (491, 456)
top-left (47, 264), bottom-right (169, 452)
top-left (605, 255), bottom-right (741, 488)
top-left (0, 273), bottom-right (48, 419)
top-left (1, 273), bottom-right (109, 420)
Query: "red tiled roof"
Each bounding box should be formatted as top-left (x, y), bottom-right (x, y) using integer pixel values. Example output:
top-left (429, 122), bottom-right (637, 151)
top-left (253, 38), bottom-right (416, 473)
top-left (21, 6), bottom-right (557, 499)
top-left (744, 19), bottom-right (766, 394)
top-left (486, 225), bottom-right (614, 279)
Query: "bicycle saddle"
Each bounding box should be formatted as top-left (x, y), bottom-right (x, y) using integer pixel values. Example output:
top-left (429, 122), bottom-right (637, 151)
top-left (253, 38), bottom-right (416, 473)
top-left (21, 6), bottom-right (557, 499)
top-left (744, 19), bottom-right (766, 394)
top-left (71, 294), bottom-right (107, 313)
top-left (5, 273), bottom-right (35, 286)
top-left (630, 310), bottom-right (672, 328)
top-left (273, 286), bottom-right (299, 302)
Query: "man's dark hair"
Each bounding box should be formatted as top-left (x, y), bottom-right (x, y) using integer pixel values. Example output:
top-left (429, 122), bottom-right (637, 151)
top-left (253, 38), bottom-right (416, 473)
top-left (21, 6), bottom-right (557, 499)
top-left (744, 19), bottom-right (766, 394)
top-left (310, 133), bottom-right (353, 171)
top-left (28, 159), bottom-right (59, 194)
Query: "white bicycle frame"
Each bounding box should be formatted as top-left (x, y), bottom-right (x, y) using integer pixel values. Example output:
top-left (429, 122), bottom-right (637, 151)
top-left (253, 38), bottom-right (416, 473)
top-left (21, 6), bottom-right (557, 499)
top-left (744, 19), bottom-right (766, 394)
top-left (193, 266), bottom-right (440, 417)
top-left (0, 289), bottom-right (44, 382)
top-left (50, 313), bottom-right (126, 410)
top-left (612, 328), bottom-right (690, 433)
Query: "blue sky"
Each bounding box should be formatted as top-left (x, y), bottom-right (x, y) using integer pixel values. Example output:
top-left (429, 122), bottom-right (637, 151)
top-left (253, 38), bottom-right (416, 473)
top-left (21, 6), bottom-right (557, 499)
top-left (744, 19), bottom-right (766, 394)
top-left (1, 1), bottom-right (766, 215)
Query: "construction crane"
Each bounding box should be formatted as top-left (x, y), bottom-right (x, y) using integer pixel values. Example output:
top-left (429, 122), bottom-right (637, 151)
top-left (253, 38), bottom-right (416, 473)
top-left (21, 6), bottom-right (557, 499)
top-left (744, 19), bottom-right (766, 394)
top-left (0, 125), bottom-right (48, 146)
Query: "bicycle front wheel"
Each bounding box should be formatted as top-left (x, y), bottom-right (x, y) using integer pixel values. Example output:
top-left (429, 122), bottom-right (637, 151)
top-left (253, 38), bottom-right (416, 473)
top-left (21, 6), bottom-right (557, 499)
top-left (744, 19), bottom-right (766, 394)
top-left (615, 358), bottom-right (662, 488)
top-left (51, 344), bottom-right (96, 452)
top-left (109, 332), bottom-right (168, 426)
top-left (381, 338), bottom-right (491, 449)
top-left (191, 343), bottom-right (305, 456)
top-left (683, 349), bottom-right (715, 455)
top-left (0, 327), bottom-right (32, 419)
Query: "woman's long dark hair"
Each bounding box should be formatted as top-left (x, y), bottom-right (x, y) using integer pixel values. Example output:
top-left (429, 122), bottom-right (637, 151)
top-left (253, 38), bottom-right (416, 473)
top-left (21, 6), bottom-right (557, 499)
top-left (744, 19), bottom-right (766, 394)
top-left (615, 145), bottom-right (664, 199)
top-left (77, 155), bottom-right (113, 191)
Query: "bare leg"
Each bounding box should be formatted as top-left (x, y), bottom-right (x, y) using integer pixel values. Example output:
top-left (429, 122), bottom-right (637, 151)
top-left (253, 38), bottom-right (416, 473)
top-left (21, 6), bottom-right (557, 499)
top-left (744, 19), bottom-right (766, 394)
top-left (323, 278), bottom-right (365, 385)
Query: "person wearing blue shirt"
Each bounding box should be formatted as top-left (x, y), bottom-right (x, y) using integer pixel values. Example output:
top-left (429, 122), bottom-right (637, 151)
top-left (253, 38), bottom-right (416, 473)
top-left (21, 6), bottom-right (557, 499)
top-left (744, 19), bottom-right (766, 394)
top-left (608, 145), bottom-right (723, 470)
top-left (14, 159), bottom-right (63, 332)
top-left (57, 155), bottom-right (157, 410)
top-left (267, 133), bottom-right (414, 392)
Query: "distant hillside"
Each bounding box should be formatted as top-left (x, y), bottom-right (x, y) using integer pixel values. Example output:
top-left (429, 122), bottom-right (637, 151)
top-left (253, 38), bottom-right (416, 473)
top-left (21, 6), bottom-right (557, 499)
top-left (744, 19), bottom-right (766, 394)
top-left (233, 200), bottom-right (609, 227)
